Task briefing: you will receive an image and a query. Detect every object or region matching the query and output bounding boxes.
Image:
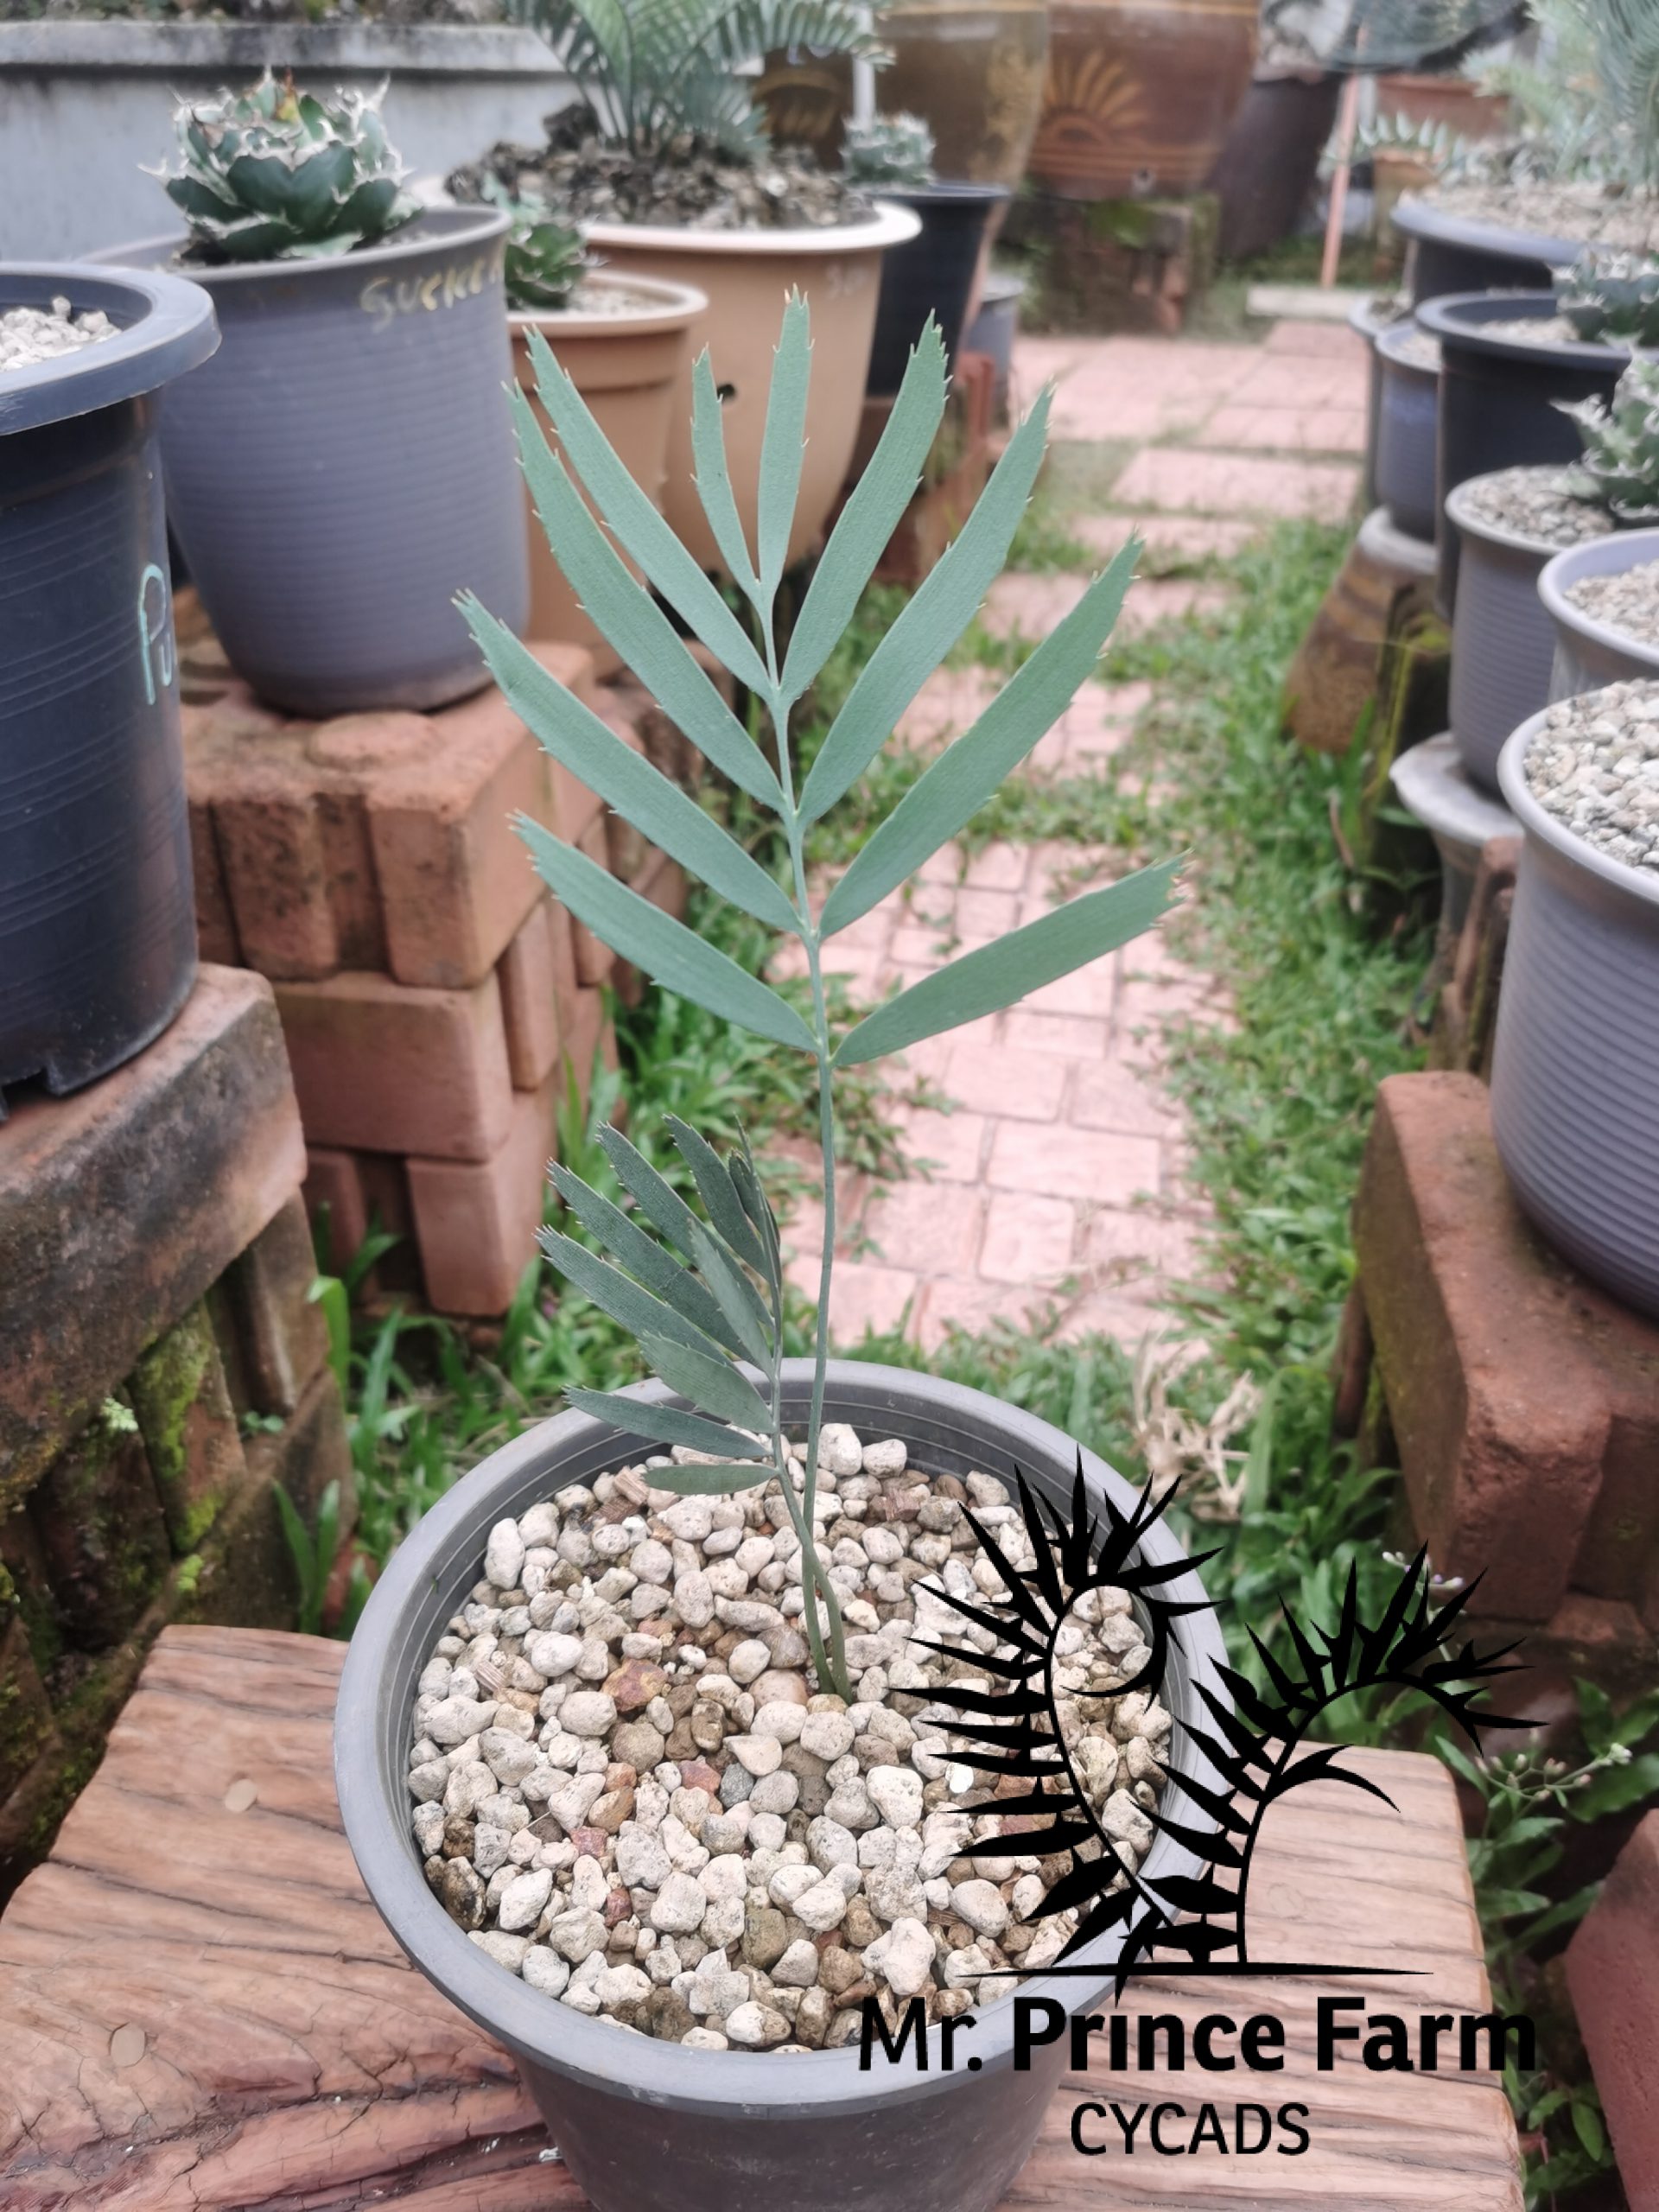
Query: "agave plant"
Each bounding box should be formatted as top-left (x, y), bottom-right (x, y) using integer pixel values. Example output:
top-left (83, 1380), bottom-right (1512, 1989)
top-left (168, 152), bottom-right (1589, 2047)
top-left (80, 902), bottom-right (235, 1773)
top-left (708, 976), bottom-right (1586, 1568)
top-left (156, 70), bottom-right (419, 264)
top-left (461, 306), bottom-right (1172, 1698)
top-left (514, 0), bottom-right (889, 160)
top-left (842, 111), bottom-right (936, 188)
top-left (505, 203), bottom-right (591, 312)
top-left (1564, 355), bottom-right (1659, 521)
top-left (1558, 248), bottom-right (1659, 347)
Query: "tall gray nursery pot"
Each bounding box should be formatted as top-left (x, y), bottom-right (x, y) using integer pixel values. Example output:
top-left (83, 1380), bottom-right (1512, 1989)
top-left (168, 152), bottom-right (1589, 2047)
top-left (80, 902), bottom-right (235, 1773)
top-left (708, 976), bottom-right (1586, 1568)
top-left (95, 207), bottom-right (528, 715)
top-left (1444, 474), bottom-right (1565, 792)
top-left (1494, 712), bottom-right (1659, 1319)
top-left (1540, 529), bottom-right (1659, 700)
top-left (1373, 321), bottom-right (1438, 543)
top-left (335, 1360), bottom-right (1229, 2212)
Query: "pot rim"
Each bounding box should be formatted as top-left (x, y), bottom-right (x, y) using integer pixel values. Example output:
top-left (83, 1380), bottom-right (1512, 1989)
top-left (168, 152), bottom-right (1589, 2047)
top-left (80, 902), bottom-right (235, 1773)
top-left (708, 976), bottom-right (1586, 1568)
top-left (1538, 527), bottom-right (1659, 675)
top-left (1374, 319), bottom-right (1440, 378)
top-left (334, 1360), bottom-right (1230, 2117)
top-left (878, 181), bottom-right (1014, 212)
top-left (508, 268), bottom-right (708, 340)
top-left (1348, 294), bottom-right (1404, 345)
top-left (582, 199), bottom-right (922, 256)
top-left (0, 259), bottom-right (218, 434)
top-left (1392, 191), bottom-right (1585, 268)
top-left (1444, 469), bottom-right (1609, 562)
top-left (1416, 289), bottom-right (1635, 371)
top-left (1498, 698), bottom-right (1659, 909)
top-left (92, 202), bottom-right (510, 286)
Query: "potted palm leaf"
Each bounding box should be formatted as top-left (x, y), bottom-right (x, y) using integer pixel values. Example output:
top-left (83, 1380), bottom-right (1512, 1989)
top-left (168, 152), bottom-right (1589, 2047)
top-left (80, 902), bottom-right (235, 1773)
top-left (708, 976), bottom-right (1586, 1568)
top-left (97, 71), bottom-right (527, 715)
top-left (462, 0), bottom-right (919, 574)
top-left (334, 309), bottom-right (1228, 2212)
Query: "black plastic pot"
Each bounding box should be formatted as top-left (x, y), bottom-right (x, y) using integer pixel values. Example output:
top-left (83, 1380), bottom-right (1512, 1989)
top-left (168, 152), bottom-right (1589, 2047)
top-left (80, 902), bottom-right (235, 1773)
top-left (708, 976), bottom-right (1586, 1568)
top-left (1415, 291), bottom-right (1626, 613)
top-left (335, 1360), bottom-right (1229, 2212)
top-left (96, 207), bottom-right (529, 718)
top-left (1373, 321), bottom-right (1439, 543)
top-left (1392, 194), bottom-right (1578, 306)
top-left (0, 262), bottom-right (218, 1116)
top-left (1207, 68), bottom-right (1342, 264)
top-left (866, 182), bottom-right (1011, 397)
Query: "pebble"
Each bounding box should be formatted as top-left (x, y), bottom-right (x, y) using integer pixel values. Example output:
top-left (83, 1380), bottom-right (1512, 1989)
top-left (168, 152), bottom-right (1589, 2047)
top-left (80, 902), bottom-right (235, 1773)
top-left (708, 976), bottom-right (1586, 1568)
top-left (408, 1431), bottom-right (1171, 2049)
top-left (1459, 462), bottom-right (1616, 550)
top-left (1526, 677), bottom-right (1659, 870)
top-left (0, 296), bottom-right (117, 373)
top-left (1567, 560), bottom-right (1659, 648)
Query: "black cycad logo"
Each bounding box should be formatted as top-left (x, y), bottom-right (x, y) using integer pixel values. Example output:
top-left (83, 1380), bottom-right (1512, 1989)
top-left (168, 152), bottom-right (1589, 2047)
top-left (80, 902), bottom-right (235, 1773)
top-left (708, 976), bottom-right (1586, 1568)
top-left (925, 1462), bottom-right (1529, 1987)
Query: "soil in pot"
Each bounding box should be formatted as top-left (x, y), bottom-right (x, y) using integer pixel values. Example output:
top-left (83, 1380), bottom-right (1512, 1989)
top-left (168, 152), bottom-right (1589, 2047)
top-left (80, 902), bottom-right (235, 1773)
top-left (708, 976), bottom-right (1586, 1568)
top-left (1561, 556), bottom-right (1659, 648)
top-left (1522, 677), bottom-right (1659, 874)
top-left (407, 1423), bottom-right (1173, 2049)
top-left (0, 294), bottom-right (116, 367)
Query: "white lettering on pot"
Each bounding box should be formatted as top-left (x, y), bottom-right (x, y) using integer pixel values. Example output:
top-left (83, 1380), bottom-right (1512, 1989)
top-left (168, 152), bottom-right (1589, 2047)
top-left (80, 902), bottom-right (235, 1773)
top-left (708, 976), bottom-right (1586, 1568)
top-left (359, 247), bottom-right (505, 333)
top-left (137, 563), bottom-right (173, 708)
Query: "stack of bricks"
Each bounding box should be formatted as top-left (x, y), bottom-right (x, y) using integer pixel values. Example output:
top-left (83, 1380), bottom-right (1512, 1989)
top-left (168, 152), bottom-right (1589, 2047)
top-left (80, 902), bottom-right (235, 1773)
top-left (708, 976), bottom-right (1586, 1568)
top-left (1431, 833), bottom-right (1521, 1080)
top-left (0, 966), bottom-right (350, 1895)
top-left (182, 647), bottom-right (687, 1317)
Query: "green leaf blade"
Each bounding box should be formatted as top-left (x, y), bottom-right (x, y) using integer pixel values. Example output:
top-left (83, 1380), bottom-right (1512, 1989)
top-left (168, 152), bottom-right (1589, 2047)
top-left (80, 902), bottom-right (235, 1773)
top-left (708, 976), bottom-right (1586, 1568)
top-left (467, 597), bottom-right (798, 935)
top-left (781, 318), bottom-right (948, 705)
top-left (834, 857), bottom-right (1181, 1066)
top-left (548, 1162), bottom-right (743, 1356)
top-left (819, 537), bottom-right (1141, 937)
top-left (798, 389), bottom-right (1053, 824)
top-left (757, 293), bottom-right (810, 592)
top-left (538, 1226), bottom-right (728, 1360)
top-left (563, 1389), bottom-right (770, 1461)
top-left (665, 1115), bottom-right (768, 1273)
top-left (516, 819), bottom-right (817, 1055)
top-left (631, 1459), bottom-right (776, 1496)
top-left (690, 350), bottom-right (760, 596)
top-left (638, 1332), bottom-right (772, 1429)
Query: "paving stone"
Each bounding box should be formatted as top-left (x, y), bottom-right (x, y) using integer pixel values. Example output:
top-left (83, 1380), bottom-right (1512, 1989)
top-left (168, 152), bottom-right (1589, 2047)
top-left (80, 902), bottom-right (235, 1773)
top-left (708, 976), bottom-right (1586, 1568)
top-left (979, 1192), bottom-right (1077, 1285)
top-left (0, 968), bottom-right (305, 1498)
top-left (985, 1122), bottom-right (1163, 1207)
top-left (1068, 1059), bottom-right (1180, 1138)
top-left (786, 1258), bottom-right (919, 1344)
top-left (1080, 1205), bottom-right (1203, 1287)
top-left (890, 1106), bottom-right (986, 1184)
top-left (858, 1179), bottom-right (984, 1279)
top-left (1566, 1814), bottom-right (1659, 2211)
top-left (1263, 318), bottom-right (1369, 359)
top-left (1201, 405), bottom-right (1366, 455)
top-left (1079, 517), bottom-right (1257, 564)
top-left (1111, 446), bottom-right (1359, 522)
top-left (941, 1042), bottom-right (1069, 1121)
top-left (982, 571), bottom-right (1088, 640)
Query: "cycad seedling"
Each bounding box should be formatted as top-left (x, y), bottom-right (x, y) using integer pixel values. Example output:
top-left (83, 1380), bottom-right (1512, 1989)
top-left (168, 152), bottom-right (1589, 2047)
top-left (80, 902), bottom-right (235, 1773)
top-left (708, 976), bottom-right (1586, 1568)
top-left (462, 301), bottom-right (1173, 1700)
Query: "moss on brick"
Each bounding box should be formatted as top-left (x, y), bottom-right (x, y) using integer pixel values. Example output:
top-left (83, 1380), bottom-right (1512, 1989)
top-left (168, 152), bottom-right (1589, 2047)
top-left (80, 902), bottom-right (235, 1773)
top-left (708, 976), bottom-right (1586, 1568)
top-left (129, 1306), bottom-right (245, 1556)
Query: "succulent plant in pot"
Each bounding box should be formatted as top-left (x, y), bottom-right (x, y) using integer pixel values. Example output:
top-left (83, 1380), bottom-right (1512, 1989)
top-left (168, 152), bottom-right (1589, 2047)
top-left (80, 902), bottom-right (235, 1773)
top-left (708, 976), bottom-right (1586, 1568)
top-left (487, 0), bottom-right (921, 572)
top-left (93, 71), bottom-right (528, 716)
top-left (334, 310), bottom-right (1232, 2212)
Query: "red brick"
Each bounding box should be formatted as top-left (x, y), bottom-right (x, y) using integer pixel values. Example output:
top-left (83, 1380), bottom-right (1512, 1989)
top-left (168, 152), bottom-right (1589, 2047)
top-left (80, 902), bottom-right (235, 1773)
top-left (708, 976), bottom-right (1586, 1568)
top-left (242, 1365), bottom-right (354, 1532)
top-left (0, 967), bottom-right (305, 1497)
top-left (563, 985), bottom-right (615, 1116)
top-left (498, 903), bottom-right (564, 1094)
top-left (225, 1193), bottom-right (330, 1417)
top-left (303, 1148), bottom-right (370, 1276)
top-left (274, 968), bottom-right (514, 1162)
top-left (1353, 1073), bottom-right (1659, 1624)
top-left (28, 1402), bottom-right (169, 1649)
top-left (406, 1080), bottom-right (556, 1315)
top-left (188, 804), bottom-right (238, 966)
top-left (128, 1303), bottom-right (248, 1554)
top-left (1567, 1814), bottom-right (1659, 2212)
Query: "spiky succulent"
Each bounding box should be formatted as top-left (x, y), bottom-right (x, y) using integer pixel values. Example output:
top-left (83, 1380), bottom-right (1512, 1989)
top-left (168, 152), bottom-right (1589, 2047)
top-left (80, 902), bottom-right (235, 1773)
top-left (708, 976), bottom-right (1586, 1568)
top-left (156, 70), bottom-right (418, 264)
top-left (504, 207), bottom-right (589, 312)
top-left (1558, 248), bottom-right (1659, 347)
top-left (841, 111), bottom-right (936, 188)
top-left (1563, 355), bottom-right (1659, 521)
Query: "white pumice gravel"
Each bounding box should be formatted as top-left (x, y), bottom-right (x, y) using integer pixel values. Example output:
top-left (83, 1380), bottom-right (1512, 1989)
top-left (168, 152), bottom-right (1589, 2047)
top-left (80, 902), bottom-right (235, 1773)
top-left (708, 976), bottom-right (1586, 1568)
top-left (407, 1433), bottom-right (1173, 2050)
top-left (0, 296), bottom-right (117, 372)
top-left (1525, 677), bottom-right (1659, 872)
top-left (1458, 464), bottom-right (1617, 549)
top-left (1565, 558), bottom-right (1659, 647)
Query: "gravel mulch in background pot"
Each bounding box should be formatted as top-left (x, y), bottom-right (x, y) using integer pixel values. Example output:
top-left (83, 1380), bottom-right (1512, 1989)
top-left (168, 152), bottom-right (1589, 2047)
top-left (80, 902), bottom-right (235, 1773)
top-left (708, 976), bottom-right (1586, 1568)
top-left (1540, 528), bottom-right (1659, 699)
top-left (0, 261), bottom-right (217, 1112)
top-left (1444, 467), bottom-right (1616, 790)
top-left (95, 206), bottom-right (528, 718)
top-left (336, 1362), bottom-right (1226, 2212)
top-left (1415, 290), bottom-right (1628, 614)
top-left (1494, 685), bottom-right (1659, 1319)
top-left (1373, 320), bottom-right (1440, 543)
top-left (1393, 188), bottom-right (1652, 305)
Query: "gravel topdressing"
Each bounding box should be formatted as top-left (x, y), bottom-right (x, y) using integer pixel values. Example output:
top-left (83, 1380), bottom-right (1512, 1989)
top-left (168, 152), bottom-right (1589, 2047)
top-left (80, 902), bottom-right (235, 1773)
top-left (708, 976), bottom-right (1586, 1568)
top-left (0, 296), bottom-right (117, 372)
top-left (1526, 677), bottom-right (1659, 873)
top-left (1468, 313), bottom-right (1594, 349)
top-left (407, 1428), bottom-right (1174, 2052)
top-left (1458, 465), bottom-right (1618, 549)
top-left (1416, 181), bottom-right (1659, 252)
top-left (1565, 559), bottom-right (1659, 645)
top-left (1387, 325), bottom-right (1440, 372)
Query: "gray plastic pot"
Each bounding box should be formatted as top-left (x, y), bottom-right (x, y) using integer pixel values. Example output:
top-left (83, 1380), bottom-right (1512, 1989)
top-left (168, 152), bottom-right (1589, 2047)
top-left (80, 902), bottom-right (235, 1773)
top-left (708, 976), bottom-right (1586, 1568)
top-left (1539, 528), bottom-right (1659, 700)
top-left (1493, 710), bottom-right (1659, 1319)
top-left (1392, 194), bottom-right (1578, 306)
top-left (1443, 473), bottom-right (1568, 791)
top-left (1416, 292), bottom-right (1626, 616)
top-left (335, 1360), bottom-right (1229, 2212)
top-left (95, 207), bottom-right (528, 716)
top-left (1373, 321), bottom-right (1439, 543)
top-left (1348, 294), bottom-right (1397, 512)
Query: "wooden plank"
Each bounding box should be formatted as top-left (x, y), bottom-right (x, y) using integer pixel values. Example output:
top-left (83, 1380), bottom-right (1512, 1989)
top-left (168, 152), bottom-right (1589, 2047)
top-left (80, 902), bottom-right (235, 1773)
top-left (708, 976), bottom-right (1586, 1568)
top-left (0, 1626), bottom-right (1522, 2210)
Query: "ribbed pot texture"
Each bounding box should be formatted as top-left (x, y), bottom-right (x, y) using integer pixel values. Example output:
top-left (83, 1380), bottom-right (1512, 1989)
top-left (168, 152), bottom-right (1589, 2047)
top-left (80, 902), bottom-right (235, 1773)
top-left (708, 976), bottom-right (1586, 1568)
top-left (1540, 529), bottom-right (1659, 701)
top-left (0, 262), bottom-right (218, 1109)
top-left (1444, 478), bottom-right (1561, 791)
top-left (96, 207), bottom-right (528, 717)
top-left (1373, 321), bottom-right (1438, 543)
top-left (1493, 714), bottom-right (1659, 1319)
top-left (335, 1361), bottom-right (1228, 2212)
top-left (1417, 293), bottom-right (1625, 616)
top-left (1349, 296), bottom-right (1395, 512)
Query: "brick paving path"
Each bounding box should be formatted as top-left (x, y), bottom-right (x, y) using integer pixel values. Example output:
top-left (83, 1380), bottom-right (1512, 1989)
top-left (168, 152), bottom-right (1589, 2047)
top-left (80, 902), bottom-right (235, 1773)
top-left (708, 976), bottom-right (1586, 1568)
top-left (790, 317), bottom-right (1364, 1352)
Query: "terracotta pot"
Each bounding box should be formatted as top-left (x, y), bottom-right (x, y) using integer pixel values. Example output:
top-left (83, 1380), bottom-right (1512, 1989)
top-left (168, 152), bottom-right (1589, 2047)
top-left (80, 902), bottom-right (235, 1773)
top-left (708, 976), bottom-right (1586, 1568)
top-left (1028, 0), bottom-right (1257, 200)
top-left (581, 204), bottom-right (921, 575)
top-left (511, 270), bottom-right (705, 665)
top-left (1375, 72), bottom-right (1510, 142)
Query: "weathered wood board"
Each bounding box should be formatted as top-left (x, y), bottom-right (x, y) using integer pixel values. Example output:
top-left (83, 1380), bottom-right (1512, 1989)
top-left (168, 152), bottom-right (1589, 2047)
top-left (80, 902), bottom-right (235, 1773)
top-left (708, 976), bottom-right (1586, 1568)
top-left (0, 1627), bottom-right (1522, 2210)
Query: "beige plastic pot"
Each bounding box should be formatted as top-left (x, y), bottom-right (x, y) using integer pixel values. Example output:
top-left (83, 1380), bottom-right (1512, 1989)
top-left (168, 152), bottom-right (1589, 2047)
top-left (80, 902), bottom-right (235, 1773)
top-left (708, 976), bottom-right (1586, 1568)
top-left (582, 202), bottom-right (921, 575)
top-left (512, 270), bottom-right (706, 667)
